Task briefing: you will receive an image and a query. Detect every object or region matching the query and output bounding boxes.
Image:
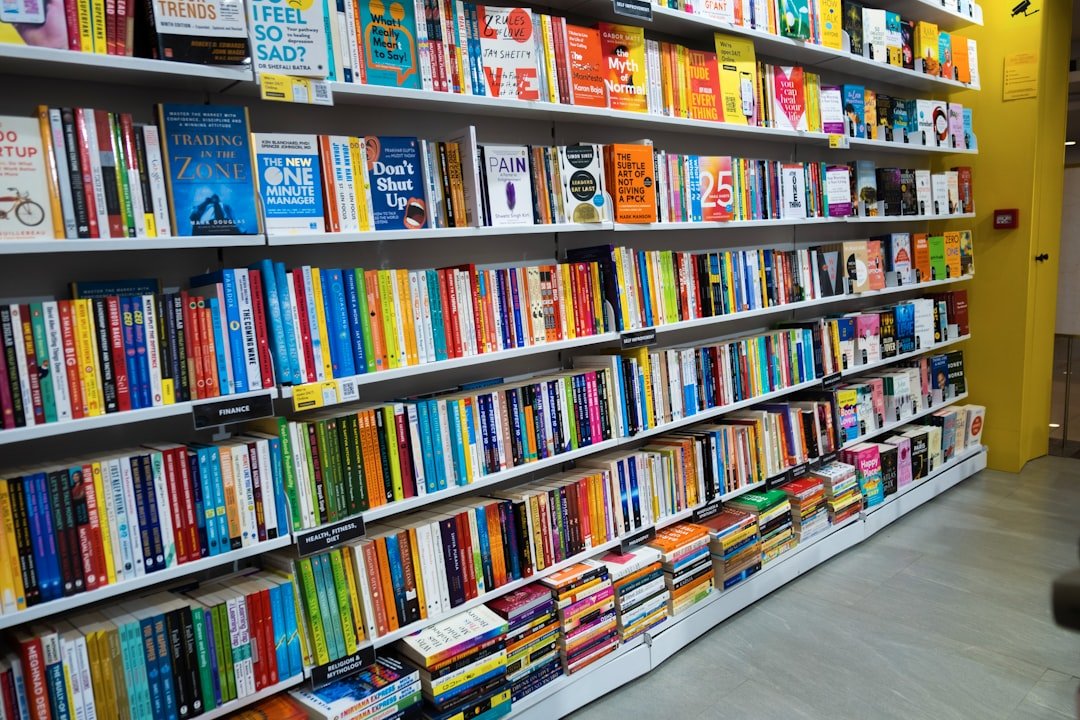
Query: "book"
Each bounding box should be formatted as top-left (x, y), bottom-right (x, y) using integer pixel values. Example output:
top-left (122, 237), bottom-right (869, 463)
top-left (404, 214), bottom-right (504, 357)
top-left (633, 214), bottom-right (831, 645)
top-left (0, 115), bottom-right (55, 240)
top-left (565, 25), bottom-right (607, 108)
top-left (714, 33), bottom-right (756, 126)
top-left (146, 0), bottom-right (250, 65)
top-left (604, 144), bottom-right (656, 223)
top-left (482, 145), bottom-right (534, 226)
top-left (771, 66), bottom-right (807, 132)
top-left (247, 0), bottom-right (328, 77)
top-left (843, 85), bottom-right (865, 138)
top-left (478, 6), bottom-right (540, 101)
top-left (357, 0), bottom-right (422, 88)
top-left (687, 50), bottom-right (721, 122)
top-left (820, 85), bottom-right (845, 135)
top-left (157, 104), bottom-right (260, 236)
top-left (365, 136), bottom-right (427, 231)
top-left (253, 134), bottom-right (325, 234)
top-left (599, 22), bottom-right (647, 113)
top-left (779, 0), bottom-right (810, 39)
top-left (558, 144), bottom-right (606, 223)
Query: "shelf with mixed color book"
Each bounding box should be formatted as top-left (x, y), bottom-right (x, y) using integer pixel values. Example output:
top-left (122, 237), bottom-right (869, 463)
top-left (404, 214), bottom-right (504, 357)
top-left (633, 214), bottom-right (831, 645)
top-left (0, 234), bottom-right (269, 255)
top-left (845, 136), bottom-right (979, 155)
top-left (0, 44), bottom-right (254, 89)
top-left (841, 391), bottom-right (969, 451)
top-left (847, 212), bottom-right (976, 223)
top-left (200, 674), bottom-right (307, 720)
top-left (0, 387), bottom-right (280, 446)
top-left (265, 223), bottom-right (614, 247)
top-left (0, 534), bottom-right (293, 632)
top-left (841, 332), bottom-right (969, 377)
top-left (871, 0), bottom-right (983, 28)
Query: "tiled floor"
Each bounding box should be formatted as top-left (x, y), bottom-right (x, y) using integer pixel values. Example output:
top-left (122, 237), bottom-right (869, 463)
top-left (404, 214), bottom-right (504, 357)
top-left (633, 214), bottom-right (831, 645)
top-left (569, 456), bottom-right (1080, 720)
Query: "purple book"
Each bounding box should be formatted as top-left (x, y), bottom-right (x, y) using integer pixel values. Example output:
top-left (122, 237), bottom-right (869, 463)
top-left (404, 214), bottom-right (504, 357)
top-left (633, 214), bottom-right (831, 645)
top-left (826, 165), bottom-right (853, 217)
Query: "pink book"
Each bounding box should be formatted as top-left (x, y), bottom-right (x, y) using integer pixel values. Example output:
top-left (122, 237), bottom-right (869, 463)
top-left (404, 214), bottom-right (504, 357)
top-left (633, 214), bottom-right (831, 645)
top-left (865, 377), bottom-right (886, 427)
top-left (883, 435), bottom-right (913, 487)
top-left (855, 314), bottom-right (881, 364)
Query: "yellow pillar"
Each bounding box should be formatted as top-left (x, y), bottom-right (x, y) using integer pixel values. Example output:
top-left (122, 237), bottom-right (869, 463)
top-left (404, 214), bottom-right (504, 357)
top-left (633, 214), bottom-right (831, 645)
top-left (945, 0), bottom-right (1071, 472)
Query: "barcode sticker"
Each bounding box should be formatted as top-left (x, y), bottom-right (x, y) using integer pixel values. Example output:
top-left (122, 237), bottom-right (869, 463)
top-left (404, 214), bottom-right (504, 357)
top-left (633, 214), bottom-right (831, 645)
top-left (311, 81), bottom-right (334, 105)
top-left (260, 74), bottom-right (335, 106)
top-left (339, 379), bottom-right (360, 404)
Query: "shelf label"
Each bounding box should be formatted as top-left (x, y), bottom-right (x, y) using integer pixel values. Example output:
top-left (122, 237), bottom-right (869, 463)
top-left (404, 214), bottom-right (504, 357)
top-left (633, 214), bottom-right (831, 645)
top-left (621, 328), bottom-right (657, 349)
top-left (619, 525), bottom-right (656, 553)
top-left (260, 73), bottom-right (334, 106)
top-left (691, 499), bottom-right (723, 523)
top-left (765, 469), bottom-right (792, 490)
top-left (789, 462), bottom-right (810, 479)
top-left (818, 451), bottom-right (838, 467)
top-left (192, 393), bottom-right (274, 429)
top-left (292, 380), bottom-right (341, 412)
top-left (295, 515), bottom-right (366, 557)
top-left (828, 134), bottom-right (849, 149)
top-left (820, 372), bottom-right (842, 390)
top-left (309, 646), bottom-right (376, 687)
top-left (612, 0), bottom-right (652, 20)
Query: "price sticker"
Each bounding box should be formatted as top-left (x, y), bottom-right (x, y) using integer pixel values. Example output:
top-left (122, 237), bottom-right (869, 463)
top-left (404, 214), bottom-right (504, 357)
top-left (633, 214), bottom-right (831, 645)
top-left (260, 73), bottom-right (335, 106)
top-left (828, 134), bottom-right (849, 149)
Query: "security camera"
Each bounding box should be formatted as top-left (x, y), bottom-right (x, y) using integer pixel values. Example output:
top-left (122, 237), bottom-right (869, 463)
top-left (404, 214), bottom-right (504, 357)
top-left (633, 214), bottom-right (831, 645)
top-left (1011, 0), bottom-right (1039, 17)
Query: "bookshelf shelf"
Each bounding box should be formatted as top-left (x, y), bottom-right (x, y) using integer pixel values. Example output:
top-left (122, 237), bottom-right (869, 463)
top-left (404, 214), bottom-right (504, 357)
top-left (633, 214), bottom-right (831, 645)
top-left (0, 234), bottom-right (268, 254)
top-left (0, 387), bottom-right (279, 445)
top-left (846, 137), bottom-right (979, 155)
top-left (846, 213), bottom-right (976, 223)
top-left (613, 217), bottom-right (841, 232)
top-left (266, 223), bottom-right (611, 247)
top-left (840, 390), bottom-right (969, 451)
top-left (0, 534), bottom-right (293, 632)
top-left (200, 674), bottom-right (306, 720)
top-left (871, 0), bottom-right (983, 28)
top-left (841, 333), bottom-right (970, 377)
top-left (0, 44), bottom-right (253, 89)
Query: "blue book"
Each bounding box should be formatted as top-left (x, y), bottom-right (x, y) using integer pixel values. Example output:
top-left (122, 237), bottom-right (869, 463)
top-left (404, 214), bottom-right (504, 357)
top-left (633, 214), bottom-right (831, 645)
top-left (207, 297), bottom-right (232, 395)
top-left (493, 270), bottom-right (511, 348)
top-left (688, 155), bottom-right (702, 222)
top-left (129, 297), bottom-right (152, 409)
top-left (190, 271), bottom-right (248, 394)
top-left (615, 461), bottom-right (630, 533)
top-left (278, 578), bottom-right (304, 675)
top-left (384, 534), bottom-right (410, 624)
top-left (445, 399), bottom-right (468, 486)
top-left (473, 506), bottom-right (493, 590)
top-left (139, 616), bottom-right (166, 720)
top-left (253, 135), bottom-right (325, 236)
top-left (635, 252), bottom-right (654, 327)
top-left (843, 85), bottom-right (866, 138)
top-left (201, 610), bottom-right (222, 706)
top-left (895, 303), bottom-right (916, 353)
top-left (322, 268), bottom-right (356, 378)
top-left (255, 259), bottom-right (294, 385)
top-left (366, 137), bottom-right (427, 231)
top-left (192, 447), bottom-right (220, 557)
top-left (264, 436), bottom-right (288, 536)
top-left (273, 261), bottom-right (302, 385)
top-left (154, 614), bottom-right (177, 720)
top-left (498, 501), bottom-right (521, 581)
top-left (186, 451), bottom-right (208, 560)
top-left (42, 636), bottom-right (72, 720)
top-left (341, 269), bottom-right (368, 376)
top-left (626, 456), bottom-right (641, 528)
top-left (311, 554), bottom-right (343, 660)
top-left (465, 4), bottom-right (485, 95)
top-left (508, 267), bottom-right (525, 347)
top-left (157, 104), bottom-right (260, 236)
top-left (118, 296), bottom-right (143, 409)
top-left (425, 271), bottom-right (449, 362)
top-left (26, 473), bottom-right (61, 602)
top-left (267, 582), bottom-right (289, 679)
top-left (206, 445), bottom-right (234, 550)
top-left (425, 399), bottom-right (448, 491)
top-left (463, 399), bottom-right (480, 474)
top-left (415, 402), bottom-right (438, 493)
top-left (357, 0), bottom-right (422, 89)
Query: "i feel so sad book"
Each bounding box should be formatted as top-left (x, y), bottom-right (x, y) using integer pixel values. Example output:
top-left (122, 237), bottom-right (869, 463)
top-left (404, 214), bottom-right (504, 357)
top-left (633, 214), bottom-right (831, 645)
top-left (158, 103), bottom-right (260, 236)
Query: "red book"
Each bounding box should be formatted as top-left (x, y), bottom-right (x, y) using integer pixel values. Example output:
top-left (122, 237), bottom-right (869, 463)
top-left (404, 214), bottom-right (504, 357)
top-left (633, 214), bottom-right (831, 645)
top-left (244, 590), bottom-right (266, 690)
top-left (198, 305), bottom-right (219, 397)
top-left (439, 268), bottom-right (462, 359)
top-left (259, 588), bottom-right (278, 683)
top-left (63, 0), bottom-right (80, 50)
top-left (73, 109), bottom-right (100, 239)
top-left (57, 301), bottom-right (85, 418)
top-left (13, 632), bottom-right (50, 720)
top-left (247, 269), bottom-right (275, 390)
top-left (393, 408), bottom-right (416, 498)
top-left (17, 306), bottom-right (45, 426)
top-left (104, 0), bottom-right (117, 54)
top-left (104, 297), bottom-right (131, 412)
top-left (178, 292), bottom-right (199, 400)
top-left (550, 16), bottom-right (571, 103)
top-left (92, 111), bottom-right (124, 238)
top-left (455, 512), bottom-right (478, 600)
top-left (361, 541), bottom-right (390, 636)
top-left (547, 266), bottom-right (564, 342)
top-left (290, 269), bottom-right (317, 383)
top-left (361, 270), bottom-right (387, 372)
top-left (0, 332), bottom-right (13, 429)
top-left (80, 462), bottom-right (108, 590)
top-left (187, 296), bottom-right (206, 399)
top-left (159, 446), bottom-right (190, 564)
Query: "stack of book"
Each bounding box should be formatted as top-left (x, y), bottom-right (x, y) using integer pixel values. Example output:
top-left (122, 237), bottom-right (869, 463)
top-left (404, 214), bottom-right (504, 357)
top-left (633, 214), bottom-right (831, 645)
top-left (727, 490), bottom-right (796, 565)
top-left (699, 508), bottom-right (762, 591)
top-left (647, 523), bottom-right (714, 617)
top-left (395, 606), bottom-right (511, 720)
top-left (540, 562), bottom-right (619, 674)
top-left (3, 569), bottom-right (304, 720)
top-left (781, 475), bottom-right (830, 542)
top-left (841, 444), bottom-right (886, 508)
top-left (488, 584), bottom-right (562, 702)
top-left (600, 546), bottom-right (668, 641)
top-left (289, 657), bottom-right (422, 720)
top-left (230, 694), bottom-right (308, 720)
top-left (811, 461), bottom-right (862, 525)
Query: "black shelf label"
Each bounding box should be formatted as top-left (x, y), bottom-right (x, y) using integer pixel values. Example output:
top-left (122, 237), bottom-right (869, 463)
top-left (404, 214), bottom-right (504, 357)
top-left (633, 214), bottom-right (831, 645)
top-left (296, 516), bottom-right (366, 557)
top-left (612, 0), bottom-right (652, 20)
top-left (619, 525), bottom-right (656, 553)
top-left (620, 328), bottom-right (657, 349)
top-left (309, 646), bottom-right (377, 687)
top-left (691, 499), bottom-right (723, 523)
top-left (192, 393), bottom-right (274, 429)
top-left (765, 470), bottom-right (792, 490)
top-left (820, 372), bottom-right (842, 391)
top-left (818, 451), bottom-right (838, 467)
top-left (789, 462), bottom-right (810, 479)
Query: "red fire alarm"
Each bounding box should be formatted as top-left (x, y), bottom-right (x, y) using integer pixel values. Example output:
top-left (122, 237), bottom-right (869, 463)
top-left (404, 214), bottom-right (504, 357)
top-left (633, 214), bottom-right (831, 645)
top-left (994, 209), bottom-right (1019, 229)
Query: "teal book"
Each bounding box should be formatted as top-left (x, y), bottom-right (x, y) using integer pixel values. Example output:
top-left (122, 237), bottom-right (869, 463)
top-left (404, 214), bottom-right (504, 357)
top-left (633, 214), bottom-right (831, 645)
top-left (359, 0), bottom-right (422, 89)
top-left (779, 0), bottom-right (810, 40)
top-left (313, 553), bottom-right (345, 660)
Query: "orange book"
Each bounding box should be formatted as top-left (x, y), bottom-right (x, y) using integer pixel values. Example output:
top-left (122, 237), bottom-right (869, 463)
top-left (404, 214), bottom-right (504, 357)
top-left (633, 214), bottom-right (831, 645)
top-left (359, 541), bottom-right (389, 637)
top-left (374, 536), bottom-right (400, 631)
top-left (912, 233), bottom-right (932, 283)
top-left (952, 35), bottom-right (971, 84)
top-left (359, 409), bottom-right (386, 508)
top-left (565, 24), bottom-right (608, 108)
top-left (484, 503), bottom-right (507, 587)
top-left (687, 50), bottom-right (722, 122)
top-left (317, 135), bottom-right (340, 233)
top-left (598, 22), bottom-right (647, 113)
top-left (363, 270), bottom-right (388, 371)
top-left (604, 144), bottom-right (657, 223)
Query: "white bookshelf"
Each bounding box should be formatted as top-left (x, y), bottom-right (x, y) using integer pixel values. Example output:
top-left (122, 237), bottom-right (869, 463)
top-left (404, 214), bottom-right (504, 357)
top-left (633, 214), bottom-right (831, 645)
top-left (267, 222), bottom-right (611, 247)
top-left (870, 0), bottom-right (983, 28)
top-left (0, 234), bottom-right (267, 254)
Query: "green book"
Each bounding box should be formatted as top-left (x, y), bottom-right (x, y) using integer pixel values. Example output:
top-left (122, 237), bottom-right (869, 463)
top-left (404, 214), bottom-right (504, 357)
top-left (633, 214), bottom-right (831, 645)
top-left (189, 606), bottom-right (216, 712)
top-left (213, 603), bottom-right (237, 702)
top-left (314, 420), bottom-right (340, 522)
top-left (28, 303), bottom-right (56, 423)
top-left (563, 377), bottom-right (579, 450)
top-left (328, 549), bottom-right (359, 656)
top-left (779, 0), bottom-right (811, 40)
top-left (297, 557), bottom-right (330, 666)
top-left (299, 422), bottom-right (322, 526)
top-left (313, 554), bottom-right (345, 660)
top-left (325, 417), bottom-right (348, 517)
top-left (354, 268), bottom-right (376, 374)
top-left (729, 489), bottom-right (789, 512)
top-left (109, 114), bottom-right (135, 237)
top-left (928, 235), bottom-right (947, 281)
top-left (251, 417), bottom-right (301, 532)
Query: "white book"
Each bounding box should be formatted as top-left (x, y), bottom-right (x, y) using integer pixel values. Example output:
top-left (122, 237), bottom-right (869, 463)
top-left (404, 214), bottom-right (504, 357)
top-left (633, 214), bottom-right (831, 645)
top-left (436, 400), bottom-right (456, 485)
top-left (699, 0), bottom-right (736, 22)
top-left (482, 144), bottom-right (534, 226)
top-left (233, 443), bottom-right (258, 547)
top-left (409, 271), bottom-right (429, 365)
top-left (915, 170), bottom-right (933, 216)
top-left (946, 171), bottom-right (960, 214)
top-left (79, 110), bottom-right (111, 239)
top-left (41, 301), bottom-right (72, 422)
top-left (253, 437), bottom-right (278, 539)
top-left (404, 403), bottom-right (426, 496)
top-left (862, 8), bottom-right (887, 63)
top-left (102, 458), bottom-right (129, 581)
top-left (780, 165), bottom-right (807, 219)
top-left (301, 266), bottom-right (326, 382)
top-left (967, 39), bottom-right (980, 87)
top-left (418, 271), bottom-right (436, 361)
top-left (141, 295), bottom-right (165, 404)
top-left (8, 305), bottom-right (33, 426)
top-left (931, 173), bottom-right (949, 215)
top-left (288, 421), bottom-right (315, 528)
top-left (354, 137), bottom-right (376, 230)
top-left (329, 135), bottom-right (358, 233)
top-left (46, 109), bottom-right (77, 239)
top-left (252, 133), bottom-right (325, 235)
top-left (141, 125), bottom-right (172, 237)
top-left (73, 633), bottom-right (97, 720)
top-left (118, 455), bottom-right (146, 577)
top-left (413, 0), bottom-right (433, 91)
top-left (234, 269), bottom-right (263, 390)
top-left (148, 450), bottom-right (176, 569)
top-left (347, 541), bottom-right (380, 641)
top-left (59, 636), bottom-right (86, 720)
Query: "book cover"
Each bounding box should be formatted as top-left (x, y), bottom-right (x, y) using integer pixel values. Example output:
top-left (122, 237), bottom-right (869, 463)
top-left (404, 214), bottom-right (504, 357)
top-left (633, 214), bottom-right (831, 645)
top-left (599, 22), bottom-right (647, 113)
top-left (483, 144), bottom-right (534, 226)
top-left (0, 115), bottom-right (54, 240)
top-left (899, 168), bottom-right (917, 216)
top-left (778, 0), bottom-right (810, 40)
top-left (944, 231), bottom-right (962, 279)
top-left (478, 5), bottom-right (540, 101)
top-left (565, 24), bottom-right (607, 108)
top-left (928, 234), bottom-right (946, 280)
top-left (820, 0), bottom-right (842, 49)
top-left (915, 169), bottom-right (932, 215)
top-left (253, 134), bottom-right (324, 234)
top-left (842, 240), bottom-right (869, 293)
top-left (714, 33), bottom-right (756, 126)
top-left (558, 144), bottom-right (606, 223)
top-left (820, 85), bottom-right (845, 135)
top-left (842, 0), bottom-right (863, 56)
top-left (604, 144), bottom-right (656, 223)
top-left (365, 136), bottom-right (427, 230)
top-left (248, 0), bottom-right (328, 77)
top-left (948, 103), bottom-right (965, 149)
top-left (687, 50), bottom-right (721, 122)
top-left (953, 166), bottom-right (973, 213)
top-left (862, 8), bottom-right (886, 63)
top-left (915, 21), bottom-right (939, 75)
top-left (853, 160), bottom-right (876, 215)
top-left (865, 240), bottom-right (885, 290)
top-left (699, 156), bottom-right (733, 222)
top-left (157, 104), bottom-right (260, 236)
top-left (901, 19), bottom-right (915, 68)
top-left (771, 66), bottom-right (807, 132)
top-left (886, 233), bottom-right (912, 285)
top-left (931, 173), bottom-right (948, 215)
top-left (825, 165), bottom-right (852, 217)
top-left (780, 163), bottom-right (806, 219)
top-left (357, 0), bottom-right (422, 88)
top-left (843, 85), bottom-right (865, 138)
top-left (149, 0), bottom-right (250, 64)
top-left (953, 33), bottom-right (971, 83)
top-left (938, 32), bottom-right (953, 79)
top-left (885, 11), bottom-right (902, 66)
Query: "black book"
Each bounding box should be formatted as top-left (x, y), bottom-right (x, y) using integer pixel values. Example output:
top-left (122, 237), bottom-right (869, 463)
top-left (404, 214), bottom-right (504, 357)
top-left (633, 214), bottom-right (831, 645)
top-left (9, 479), bottom-right (40, 606)
top-left (899, 169), bottom-right (918, 216)
top-left (46, 469), bottom-right (78, 597)
top-left (880, 310), bottom-right (898, 358)
top-left (0, 306), bottom-right (26, 428)
top-left (68, 466), bottom-right (93, 591)
top-left (946, 350), bottom-right (966, 395)
top-left (170, 294), bottom-right (190, 402)
top-left (165, 608), bottom-right (192, 720)
top-left (842, 1), bottom-right (864, 56)
top-left (907, 430), bottom-right (929, 480)
top-left (878, 443), bottom-right (898, 496)
top-left (155, 294), bottom-right (175, 400)
top-left (136, 0), bottom-right (250, 65)
top-left (59, 108), bottom-right (92, 238)
top-left (875, 168), bottom-right (903, 216)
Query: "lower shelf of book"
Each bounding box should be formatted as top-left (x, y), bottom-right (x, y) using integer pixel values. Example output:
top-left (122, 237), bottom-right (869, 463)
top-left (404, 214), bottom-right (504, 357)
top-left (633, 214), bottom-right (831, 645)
top-left (201, 674), bottom-right (305, 720)
top-left (507, 445), bottom-right (988, 720)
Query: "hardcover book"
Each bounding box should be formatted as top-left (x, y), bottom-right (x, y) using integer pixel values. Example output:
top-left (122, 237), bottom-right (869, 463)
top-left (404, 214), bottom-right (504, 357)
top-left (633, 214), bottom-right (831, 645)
top-left (157, 104), bottom-right (259, 236)
top-left (253, 133), bottom-right (324, 234)
top-left (358, 0), bottom-right (422, 88)
top-left (147, 0), bottom-right (250, 65)
top-left (478, 5), bottom-right (540, 101)
top-left (599, 22), bottom-right (647, 113)
top-left (565, 25), bottom-right (607, 108)
top-left (482, 144), bottom-right (534, 226)
top-left (714, 33), bottom-right (757, 126)
top-left (0, 115), bottom-right (54, 241)
top-left (365, 136), bottom-right (427, 231)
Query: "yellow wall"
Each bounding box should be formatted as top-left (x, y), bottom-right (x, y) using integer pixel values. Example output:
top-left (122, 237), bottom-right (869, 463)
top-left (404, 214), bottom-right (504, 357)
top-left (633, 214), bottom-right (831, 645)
top-left (944, 1), bottom-right (1071, 472)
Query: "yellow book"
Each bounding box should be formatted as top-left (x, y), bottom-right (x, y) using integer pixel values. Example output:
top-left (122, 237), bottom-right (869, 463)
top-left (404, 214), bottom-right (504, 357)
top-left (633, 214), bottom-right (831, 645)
top-left (350, 137), bottom-right (373, 231)
top-left (756, 249), bottom-right (768, 307)
top-left (626, 346), bottom-right (654, 428)
top-left (327, 550), bottom-right (359, 656)
top-left (381, 405), bottom-right (405, 500)
top-left (90, 0), bottom-right (106, 51)
top-left (217, 446), bottom-right (243, 546)
top-left (0, 479), bottom-right (25, 611)
top-left (406, 527), bottom-right (427, 620)
top-left (91, 461), bottom-right (117, 585)
top-left (308, 268), bottom-right (336, 380)
top-left (915, 21), bottom-right (940, 66)
top-left (73, 299), bottom-right (103, 416)
top-left (660, 42), bottom-right (675, 116)
top-left (611, 248), bottom-right (631, 331)
top-left (714, 33), bottom-right (756, 126)
top-left (559, 262), bottom-right (576, 339)
top-left (429, 653), bottom-right (507, 695)
top-left (36, 106), bottom-right (65, 239)
top-left (819, 0), bottom-right (842, 49)
top-left (76, 0), bottom-right (93, 52)
top-left (589, 263), bottom-right (604, 333)
top-left (458, 399), bottom-right (474, 482)
top-left (340, 546), bottom-right (367, 641)
top-left (377, 269), bottom-right (401, 369)
top-left (540, 15), bottom-right (559, 104)
top-left (943, 231), bottom-right (962, 279)
top-left (395, 268), bottom-right (419, 366)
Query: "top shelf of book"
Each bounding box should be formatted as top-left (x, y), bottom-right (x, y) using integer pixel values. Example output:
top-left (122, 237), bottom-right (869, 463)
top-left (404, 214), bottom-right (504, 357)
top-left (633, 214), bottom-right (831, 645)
top-left (871, 0), bottom-right (983, 29)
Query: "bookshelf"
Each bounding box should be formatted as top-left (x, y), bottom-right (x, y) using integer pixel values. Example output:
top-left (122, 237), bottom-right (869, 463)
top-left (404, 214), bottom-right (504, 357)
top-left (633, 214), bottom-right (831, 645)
top-left (0, 0), bottom-right (986, 713)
